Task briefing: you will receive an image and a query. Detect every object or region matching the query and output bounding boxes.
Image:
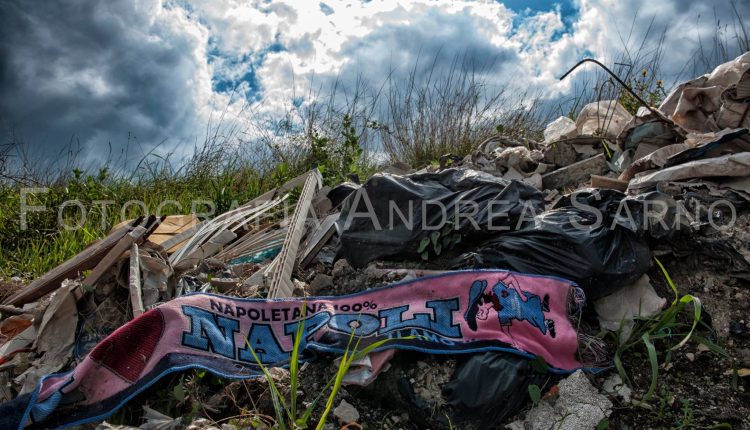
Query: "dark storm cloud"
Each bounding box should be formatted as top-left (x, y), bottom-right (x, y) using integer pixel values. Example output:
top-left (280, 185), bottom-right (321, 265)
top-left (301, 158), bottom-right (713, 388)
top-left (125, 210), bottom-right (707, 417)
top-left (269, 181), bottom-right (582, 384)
top-left (0, 0), bottom-right (205, 166)
top-left (337, 7), bottom-right (519, 84)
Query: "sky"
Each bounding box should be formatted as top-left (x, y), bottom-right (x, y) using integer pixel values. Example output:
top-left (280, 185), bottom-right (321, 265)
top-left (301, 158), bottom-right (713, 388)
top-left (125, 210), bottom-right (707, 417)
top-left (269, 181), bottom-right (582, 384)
top-left (0, 0), bottom-right (747, 168)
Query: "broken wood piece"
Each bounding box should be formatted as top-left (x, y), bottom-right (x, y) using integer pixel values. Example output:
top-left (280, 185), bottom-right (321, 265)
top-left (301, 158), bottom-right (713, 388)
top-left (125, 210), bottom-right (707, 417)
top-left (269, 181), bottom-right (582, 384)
top-left (268, 170), bottom-right (323, 298)
top-left (82, 226), bottom-right (149, 289)
top-left (590, 175), bottom-right (629, 191)
top-left (173, 229), bottom-right (237, 272)
top-left (299, 213), bottom-right (340, 269)
top-left (216, 227), bottom-right (286, 263)
top-left (158, 221), bottom-right (205, 254)
top-left (169, 196), bottom-right (286, 265)
top-left (541, 153), bottom-right (608, 190)
top-left (146, 215), bottom-right (198, 252)
top-left (3, 218), bottom-right (144, 306)
top-left (112, 215), bottom-right (198, 251)
top-left (129, 243), bottom-right (144, 318)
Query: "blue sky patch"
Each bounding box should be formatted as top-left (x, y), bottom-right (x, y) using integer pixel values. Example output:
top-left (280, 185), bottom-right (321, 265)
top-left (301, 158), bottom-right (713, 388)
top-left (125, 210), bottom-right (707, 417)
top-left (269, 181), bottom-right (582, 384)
top-left (320, 2), bottom-right (334, 16)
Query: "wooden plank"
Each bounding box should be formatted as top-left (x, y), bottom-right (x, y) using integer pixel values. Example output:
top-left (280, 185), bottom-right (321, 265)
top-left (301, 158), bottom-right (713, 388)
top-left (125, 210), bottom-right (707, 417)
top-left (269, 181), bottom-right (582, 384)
top-left (158, 221), bottom-right (205, 254)
top-left (129, 243), bottom-right (144, 318)
top-left (82, 226), bottom-right (148, 289)
top-left (269, 170), bottom-right (322, 298)
top-left (590, 174), bottom-right (629, 191)
top-left (146, 215), bottom-right (198, 250)
top-left (173, 229), bottom-right (237, 272)
top-left (3, 218), bottom-right (143, 306)
top-left (299, 213), bottom-right (340, 268)
top-left (216, 228), bottom-right (287, 262)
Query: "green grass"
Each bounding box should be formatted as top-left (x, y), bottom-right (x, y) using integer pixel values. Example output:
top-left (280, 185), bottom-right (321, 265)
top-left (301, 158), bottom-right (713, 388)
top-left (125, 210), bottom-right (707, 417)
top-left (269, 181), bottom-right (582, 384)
top-left (0, 107), bottom-right (393, 278)
top-left (611, 259), bottom-right (734, 408)
top-left (0, 165), bottom-right (289, 277)
top-left (242, 308), bottom-right (393, 429)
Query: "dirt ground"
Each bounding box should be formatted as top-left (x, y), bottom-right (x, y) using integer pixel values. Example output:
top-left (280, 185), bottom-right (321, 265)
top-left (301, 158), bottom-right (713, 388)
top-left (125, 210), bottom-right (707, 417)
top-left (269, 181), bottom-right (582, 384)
top-left (15, 208), bottom-right (750, 430)
top-left (293, 211), bottom-right (750, 429)
top-left (607, 213), bottom-right (750, 429)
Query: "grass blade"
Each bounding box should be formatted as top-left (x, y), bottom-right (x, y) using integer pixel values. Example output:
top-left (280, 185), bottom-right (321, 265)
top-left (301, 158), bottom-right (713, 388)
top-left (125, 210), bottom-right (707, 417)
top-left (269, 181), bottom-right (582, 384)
top-left (639, 333), bottom-right (659, 405)
top-left (654, 257), bottom-right (678, 303)
top-left (289, 303), bottom-right (308, 421)
top-left (243, 337), bottom-right (291, 428)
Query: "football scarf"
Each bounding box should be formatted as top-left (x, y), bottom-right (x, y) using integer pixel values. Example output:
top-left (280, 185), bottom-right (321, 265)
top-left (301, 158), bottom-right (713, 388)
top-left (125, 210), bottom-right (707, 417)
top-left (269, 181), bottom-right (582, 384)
top-left (1, 270), bottom-right (601, 429)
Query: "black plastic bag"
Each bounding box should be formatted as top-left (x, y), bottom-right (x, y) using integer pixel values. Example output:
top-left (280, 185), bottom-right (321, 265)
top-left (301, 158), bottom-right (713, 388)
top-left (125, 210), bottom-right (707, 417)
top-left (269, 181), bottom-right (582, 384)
top-left (327, 182), bottom-right (360, 208)
top-left (455, 189), bottom-right (674, 300)
top-left (442, 353), bottom-right (546, 428)
top-left (336, 168), bottom-right (545, 268)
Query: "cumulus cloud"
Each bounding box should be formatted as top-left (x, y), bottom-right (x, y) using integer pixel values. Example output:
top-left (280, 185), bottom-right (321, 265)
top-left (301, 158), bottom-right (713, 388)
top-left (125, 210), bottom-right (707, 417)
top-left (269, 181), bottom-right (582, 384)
top-left (0, 0), bottom-right (747, 167)
top-left (0, 0), bottom-right (215, 165)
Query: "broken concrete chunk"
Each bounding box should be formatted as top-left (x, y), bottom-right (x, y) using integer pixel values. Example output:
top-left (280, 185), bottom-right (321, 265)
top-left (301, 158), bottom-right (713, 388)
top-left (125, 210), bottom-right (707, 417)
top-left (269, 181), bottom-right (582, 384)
top-left (542, 140), bottom-right (578, 167)
top-left (602, 374), bottom-right (632, 404)
top-left (309, 273), bottom-right (333, 295)
top-left (541, 153), bottom-right (608, 190)
top-left (334, 399), bottom-right (360, 424)
top-left (507, 370), bottom-right (613, 430)
top-left (571, 143), bottom-right (600, 158)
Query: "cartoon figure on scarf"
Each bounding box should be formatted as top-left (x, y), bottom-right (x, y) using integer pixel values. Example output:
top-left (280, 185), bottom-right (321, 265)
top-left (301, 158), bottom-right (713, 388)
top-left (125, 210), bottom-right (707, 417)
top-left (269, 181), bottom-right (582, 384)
top-left (465, 273), bottom-right (556, 339)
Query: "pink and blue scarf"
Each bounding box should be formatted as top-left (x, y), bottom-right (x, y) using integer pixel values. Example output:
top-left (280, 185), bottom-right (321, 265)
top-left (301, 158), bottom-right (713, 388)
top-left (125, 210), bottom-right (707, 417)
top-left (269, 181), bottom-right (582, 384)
top-left (1, 270), bottom-right (600, 429)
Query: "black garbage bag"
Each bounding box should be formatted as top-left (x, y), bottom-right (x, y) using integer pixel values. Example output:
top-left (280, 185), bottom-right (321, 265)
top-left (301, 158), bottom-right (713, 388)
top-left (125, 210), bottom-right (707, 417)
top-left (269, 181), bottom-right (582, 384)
top-left (327, 182), bottom-right (360, 208)
top-left (455, 189), bottom-right (675, 300)
top-left (442, 353), bottom-right (546, 428)
top-left (337, 168), bottom-right (545, 268)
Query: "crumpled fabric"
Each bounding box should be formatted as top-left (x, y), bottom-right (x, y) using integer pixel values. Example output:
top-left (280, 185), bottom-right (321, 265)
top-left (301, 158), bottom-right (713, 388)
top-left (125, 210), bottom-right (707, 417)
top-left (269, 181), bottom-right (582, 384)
top-left (0, 271), bottom-right (594, 429)
top-left (716, 83), bottom-right (750, 130)
top-left (660, 52), bottom-right (750, 132)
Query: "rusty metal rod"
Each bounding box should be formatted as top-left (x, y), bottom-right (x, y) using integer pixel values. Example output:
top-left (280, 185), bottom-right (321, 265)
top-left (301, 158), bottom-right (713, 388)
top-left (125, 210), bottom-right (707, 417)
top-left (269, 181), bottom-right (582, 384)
top-left (559, 58), bottom-right (673, 125)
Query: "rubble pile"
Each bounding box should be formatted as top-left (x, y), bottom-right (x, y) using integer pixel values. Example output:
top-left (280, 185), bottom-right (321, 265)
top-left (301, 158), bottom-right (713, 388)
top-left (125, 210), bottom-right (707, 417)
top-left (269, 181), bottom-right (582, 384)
top-left (1, 52), bottom-right (750, 429)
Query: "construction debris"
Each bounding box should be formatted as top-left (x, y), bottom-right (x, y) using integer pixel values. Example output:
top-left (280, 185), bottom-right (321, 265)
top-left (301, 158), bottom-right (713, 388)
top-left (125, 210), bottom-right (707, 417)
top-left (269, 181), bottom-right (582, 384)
top-left (2, 52), bottom-right (750, 429)
top-left (334, 399), bottom-right (360, 425)
top-left (541, 153), bottom-right (608, 189)
top-left (506, 370), bottom-right (613, 430)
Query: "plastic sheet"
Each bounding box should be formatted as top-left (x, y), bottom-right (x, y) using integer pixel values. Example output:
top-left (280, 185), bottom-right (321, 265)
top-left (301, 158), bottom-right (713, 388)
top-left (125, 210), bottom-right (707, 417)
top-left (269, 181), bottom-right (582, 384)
top-left (337, 168), bottom-right (544, 268)
top-left (327, 182), bottom-right (360, 208)
top-left (543, 116), bottom-right (577, 143)
top-left (575, 100), bottom-right (632, 138)
top-left (454, 189), bottom-right (674, 300)
top-left (442, 353), bottom-right (545, 428)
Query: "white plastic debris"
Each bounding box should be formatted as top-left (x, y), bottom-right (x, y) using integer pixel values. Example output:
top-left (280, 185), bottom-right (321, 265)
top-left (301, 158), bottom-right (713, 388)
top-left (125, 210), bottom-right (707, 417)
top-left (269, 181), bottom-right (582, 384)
top-left (575, 100), bottom-right (633, 138)
top-left (594, 275), bottom-right (666, 344)
top-left (602, 374), bottom-right (632, 404)
top-left (543, 116), bottom-right (577, 143)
